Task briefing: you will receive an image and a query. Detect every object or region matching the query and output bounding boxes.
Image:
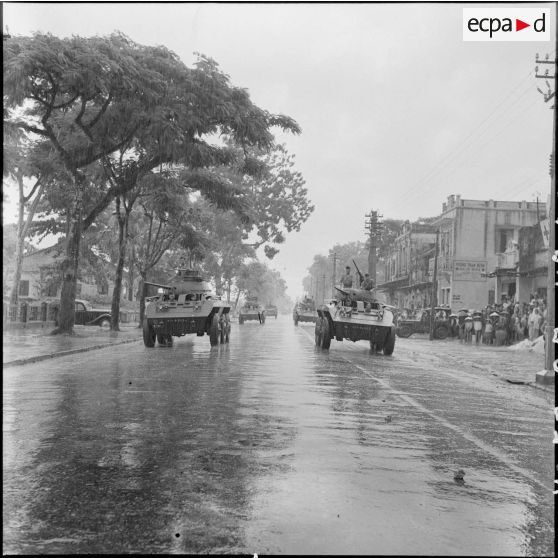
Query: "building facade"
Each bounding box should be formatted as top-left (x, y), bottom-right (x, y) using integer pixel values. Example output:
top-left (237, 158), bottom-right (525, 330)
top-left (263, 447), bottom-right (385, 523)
top-left (378, 195), bottom-right (545, 311)
top-left (3, 242), bottom-right (124, 301)
top-left (379, 221), bottom-right (436, 310)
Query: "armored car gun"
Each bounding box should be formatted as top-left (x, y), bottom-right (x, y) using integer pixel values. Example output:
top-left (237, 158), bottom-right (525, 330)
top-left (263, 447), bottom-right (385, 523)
top-left (238, 296), bottom-right (265, 324)
top-left (142, 268), bottom-right (231, 347)
top-left (315, 287), bottom-right (396, 354)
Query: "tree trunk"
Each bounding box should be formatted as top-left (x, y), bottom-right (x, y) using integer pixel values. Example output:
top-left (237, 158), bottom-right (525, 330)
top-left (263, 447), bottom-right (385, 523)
top-left (9, 174), bottom-right (44, 305)
top-left (9, 192), bottom-right (25, 306)
top-left (127, 255), bottom-right (135, 301)
top-left (138, 271), bottom-right (147, 327)
top-left (110, 205), bottom-right (128, 331)
top-left (214, 273), bottom-right (223, 298)
top-left (52, 176), bottom-right (83, 334)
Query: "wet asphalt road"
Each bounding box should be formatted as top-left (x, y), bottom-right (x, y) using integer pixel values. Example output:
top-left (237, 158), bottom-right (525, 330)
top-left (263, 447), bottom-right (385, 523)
top-left (3, 316), bottom-right (554, 555)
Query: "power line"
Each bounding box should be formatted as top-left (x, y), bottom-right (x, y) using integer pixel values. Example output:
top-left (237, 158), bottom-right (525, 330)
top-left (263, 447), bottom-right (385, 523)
top-left (398, 88), bottom-right (543, 211)
top-left (384, 69), bottom-right (538, 215)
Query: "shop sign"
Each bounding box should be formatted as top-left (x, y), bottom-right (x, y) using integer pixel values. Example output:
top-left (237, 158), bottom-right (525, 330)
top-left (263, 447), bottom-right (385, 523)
top-left (453, 260), bottom-right (487, 281)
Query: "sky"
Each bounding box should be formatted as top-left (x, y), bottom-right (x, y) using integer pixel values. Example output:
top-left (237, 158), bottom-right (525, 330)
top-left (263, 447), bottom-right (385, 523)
top-left (3, 1), bottom-right (555, 298)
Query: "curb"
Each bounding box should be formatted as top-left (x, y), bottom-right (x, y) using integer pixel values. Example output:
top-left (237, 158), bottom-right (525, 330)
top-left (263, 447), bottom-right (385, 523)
top-left (3, 337), bottom-right (142, 368)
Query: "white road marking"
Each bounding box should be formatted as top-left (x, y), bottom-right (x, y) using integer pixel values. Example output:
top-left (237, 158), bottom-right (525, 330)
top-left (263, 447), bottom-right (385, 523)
top-left (299, 327), bottom-right (551, 493)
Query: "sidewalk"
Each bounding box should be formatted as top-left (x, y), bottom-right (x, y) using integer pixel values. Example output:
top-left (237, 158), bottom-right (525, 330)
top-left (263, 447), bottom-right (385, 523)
top-left (3, 324), bottom-right (142, 367)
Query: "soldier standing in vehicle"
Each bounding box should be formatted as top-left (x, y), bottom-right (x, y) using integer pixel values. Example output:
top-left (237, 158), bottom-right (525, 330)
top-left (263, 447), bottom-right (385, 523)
top-left (340, 266), bottom-right (354, 289)
top-left (361, 273), bottom-right (374, 291)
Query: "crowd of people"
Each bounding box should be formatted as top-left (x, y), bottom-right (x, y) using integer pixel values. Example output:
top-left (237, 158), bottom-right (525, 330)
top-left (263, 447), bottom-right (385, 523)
top-left (475, 295), bottom-right (547, 346)
top-left (444, 295), bottom-right (547, 346)
top-left (395, 294), bottom-right (547, 347)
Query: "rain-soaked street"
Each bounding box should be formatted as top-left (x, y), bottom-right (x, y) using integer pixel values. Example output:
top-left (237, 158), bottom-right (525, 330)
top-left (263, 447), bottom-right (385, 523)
top-left (3, 317), bottom-right (554, 555)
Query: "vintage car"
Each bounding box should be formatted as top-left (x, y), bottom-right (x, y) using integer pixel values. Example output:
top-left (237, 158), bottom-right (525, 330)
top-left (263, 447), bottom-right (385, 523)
top-left (74, 299), bottom-right (112, 328)
top-left (395, 306), bottom-right (451, 339)
top-left (315, 288), bottom-right (396, 354)
top-left (143, 268), bottom-right (231, 347)
top-left (47, 298), bottom-right (113, 328)
top-left (293, 296), bottom-right (316, 325)
top-left (238, 296), bottom-right (265, 324)
top-left (265, 304), bottom-right (278, 319)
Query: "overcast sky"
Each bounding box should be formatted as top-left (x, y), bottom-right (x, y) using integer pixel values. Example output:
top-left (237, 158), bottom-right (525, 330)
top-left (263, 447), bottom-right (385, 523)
top-left (3, 2), bottom-right (555, 298)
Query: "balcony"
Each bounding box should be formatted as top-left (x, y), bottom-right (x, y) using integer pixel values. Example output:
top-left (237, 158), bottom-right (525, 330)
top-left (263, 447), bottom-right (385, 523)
top-left (497, 250), bottom-right (519, 268)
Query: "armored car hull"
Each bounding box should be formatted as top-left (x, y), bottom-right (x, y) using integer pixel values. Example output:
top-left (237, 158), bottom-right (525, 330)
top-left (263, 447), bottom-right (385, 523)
top-left (316, 299), bottom-right (396, 355)
top-left (142, 269), bottom-right (231, 347)
top-left (293, 309), bottom-right (316, 325)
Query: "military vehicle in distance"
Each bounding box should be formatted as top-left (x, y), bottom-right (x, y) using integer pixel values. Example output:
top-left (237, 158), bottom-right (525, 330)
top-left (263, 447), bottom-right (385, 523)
top-left (293, 296), bottom-right (316, 326)
top-left (238, 296), bottom-right (265, 324)
top-left (142, 268), bottom-right (231, 347)
top-left (396, 306), bottom-right (451, 339)
top-left (315, 287), bottom-right (396, 354)
top-left (265, 304), bottom-right (278, 319)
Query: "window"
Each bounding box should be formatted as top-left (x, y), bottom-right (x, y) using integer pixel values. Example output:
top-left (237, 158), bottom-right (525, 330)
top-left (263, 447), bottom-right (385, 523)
top-left (18, 280), bottom-right (29, 296)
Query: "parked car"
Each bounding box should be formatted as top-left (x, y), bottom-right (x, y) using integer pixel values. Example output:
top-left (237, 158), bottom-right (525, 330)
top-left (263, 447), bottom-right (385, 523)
top-left (45, 298), bottom-right (112, 328)
top-left (74, 299), bottom-right (112, 327)
top-left (396, 306), bottom-right (451, 339)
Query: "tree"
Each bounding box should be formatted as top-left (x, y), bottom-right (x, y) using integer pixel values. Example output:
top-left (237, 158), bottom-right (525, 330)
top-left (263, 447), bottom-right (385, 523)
top-left (219, 143), bottom-right (314, 259)
top-left (4, 34), bottom-right (300, 333)
top-left (235, 260), bottom-right (289, 309)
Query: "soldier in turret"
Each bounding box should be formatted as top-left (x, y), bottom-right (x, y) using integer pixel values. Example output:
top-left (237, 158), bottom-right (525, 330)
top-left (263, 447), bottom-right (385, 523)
top-left (361, 273), bottom-right (374, 291)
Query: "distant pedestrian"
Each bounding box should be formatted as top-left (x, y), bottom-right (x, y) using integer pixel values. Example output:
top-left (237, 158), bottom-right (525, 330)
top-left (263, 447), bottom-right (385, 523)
top-left (494, 317), bottom-right (507, 346)
top-left (529, 308), bottom-right (542, 341)
top-left (483, 319), bottom-right (494, 344)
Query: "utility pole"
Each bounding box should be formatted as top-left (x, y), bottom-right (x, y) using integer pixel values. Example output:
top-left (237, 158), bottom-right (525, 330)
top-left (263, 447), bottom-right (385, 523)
top-left (322, 273), bottom-right (326, 304)
top-left (365, 210), bottom-right (383, 284)
top-left (429, 229), bottom-right (440, 341)
top-left (535, 48), bottom-right (556, 383)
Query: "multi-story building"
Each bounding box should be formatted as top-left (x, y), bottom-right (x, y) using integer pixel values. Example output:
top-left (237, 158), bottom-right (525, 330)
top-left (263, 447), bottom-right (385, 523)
top-left (431, 195), bottom-right (544, 309)
top-left (482, 219), bottom-right (549, 304)
top-left (380, 221), bottom-right (436, 309)
top-left (378, 195), bottom-right (545, 311)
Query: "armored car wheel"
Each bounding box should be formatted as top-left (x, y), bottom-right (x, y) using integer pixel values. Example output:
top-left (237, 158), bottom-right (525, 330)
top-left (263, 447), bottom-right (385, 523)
top-left (320, 317), bottom-right (331, 349)
top-left (209, 313), bottom-right (220, 346)
top-left (143, 319), bottom-right (156, 347)
top-left (315, 318), bottom-right (323, 346)
top-left (383, 328), bottom-right (396, 356)
top-left (434, 325), bottom-right (449, 340)
top-left (219, 316), bottom-right (227, 344)
top-left (223, 316), bottom-right (231, 343)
